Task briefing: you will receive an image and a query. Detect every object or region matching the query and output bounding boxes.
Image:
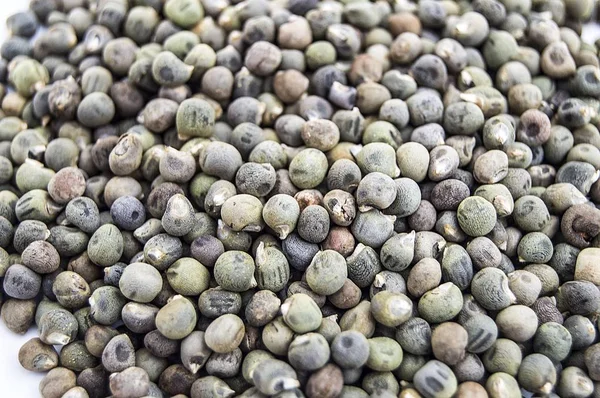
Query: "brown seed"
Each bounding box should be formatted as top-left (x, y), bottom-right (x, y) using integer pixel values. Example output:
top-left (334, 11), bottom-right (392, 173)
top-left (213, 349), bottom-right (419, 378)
top-left (295, 189), bottom-right (324, 212)
top-left (388, 12), bottom-right (422, 35)
top-left (431, 322), bottom-right (468, 365)
top-left (455, 381), bottom-right (489, 398)
top-left (305, 363), bottom-right (344, 398)
top-left (328, 278), bottom-right (362, 309)
top-left (575, 248), bottom-right (600, 285)
top-left (531, 297), bottom-right (564, 325)
top-left (278, 17), bottom-right (312, 50)
top-left (245, 290), bottom-right (281, 327)
top-left (67, 252), bottom-right (103, 283)
top-left (407, 258), bottom-right (442, 298)
top-left (1, 298), bottom-right (36, 334)
top-left (349, 54), bottom-right (383, 85)
top-left (39, 367), bottom-right (77, 398)
top-left (273, 70), bottom-right (309, 104)
top-left (77, 366), bottom-right (109, 398)
top-left (158, 364), bottom-right (199, 396)
top-left (516, 109), bottom-right (552, 147)
top-left (321, 226), bottom-right (356, 257)
top-left (18, 337), bottom-right (59, 372)
top-left (109, 367), bottom-right (151, 398)
top-left (47, 167), bottom-right (86, 205)
top-left (21, 240), bottom-right (60, 274)
top-left (561, 204), bottom-right (600, 248)
top-left (84, 325), bottom-right (119, 358)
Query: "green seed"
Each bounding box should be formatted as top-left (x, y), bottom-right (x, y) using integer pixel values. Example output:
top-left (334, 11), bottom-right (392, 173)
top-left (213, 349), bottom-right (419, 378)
top-left (155, 295), bottom-right (197, 340)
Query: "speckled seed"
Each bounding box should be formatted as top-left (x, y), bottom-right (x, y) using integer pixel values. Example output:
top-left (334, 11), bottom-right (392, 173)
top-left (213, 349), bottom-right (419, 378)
top-left (65, 197), bottom-right (101, 234)
top-left (507, 270), bottom-right (541, 306)
top-left (557, 281), bottom-right (600, 316)
top-left (518, 232), bottom-right (554, 264)
top-left (177, 98), bottom-right (215, 138)
top-left (297, 205), bottom-right (330, 244)
top-left (3, 263), bottom-right (41, 300)
top-left (38, 308), bottom-right (78, 346)
top-left (457, 196), bottom-right (497, 237)
top-left (331, 330), bottom-right (370, 369)
top-left (471, 268), bottom-right (516, 311)
top-left (356, 172), bottom-right (397, 212)
top-left (214, 251), bottom-right (256, 292)
top-left (245, 290), bottom-right (281, 328)
top-left (119, 262), bottom-right (163, 303)
top-left (52, 271), bottom-right (91, 309)
top-left (513, 195), bottom-right (551, 232)
top-left (159, 147), bottom-right (196, 183)
top-left (47, 167), bottom-right (86, 205)
top-left (235, 163), bottom-right (276, 198)
top-left (102, 334), bottom-right (135, 373)
top-left (21, 240), bottom-right (59, 274)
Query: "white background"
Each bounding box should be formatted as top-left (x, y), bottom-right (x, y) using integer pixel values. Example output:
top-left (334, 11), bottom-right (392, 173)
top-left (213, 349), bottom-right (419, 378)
top-left (0, 0), bottom-right (43, 384)
top-left (0, 2), bottom-right (600, 397)
top-left (0, 5), bottom-right (53, 398)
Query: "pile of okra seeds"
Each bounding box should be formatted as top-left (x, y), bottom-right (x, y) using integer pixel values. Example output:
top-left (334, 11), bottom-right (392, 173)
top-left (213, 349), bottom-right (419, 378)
top-left (3, 0), bottom-right (600, 397)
